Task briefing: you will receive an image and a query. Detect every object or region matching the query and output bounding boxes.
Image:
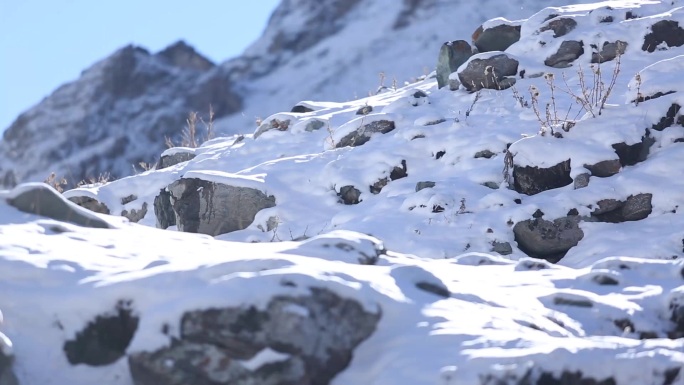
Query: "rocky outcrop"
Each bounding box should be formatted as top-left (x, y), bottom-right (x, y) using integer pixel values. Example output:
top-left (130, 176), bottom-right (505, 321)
top-left (458, 54), bottom-right (518, 91)
top-left (168, 178), bottom-right (276, 236)
top-left (128, 287), bottom-right (380, 385)
top-left (7, 184), bottom-right (111, 229)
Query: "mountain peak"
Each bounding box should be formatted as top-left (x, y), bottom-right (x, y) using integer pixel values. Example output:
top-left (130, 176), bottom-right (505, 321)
top-left (156, 40), bottom-right (215, 71)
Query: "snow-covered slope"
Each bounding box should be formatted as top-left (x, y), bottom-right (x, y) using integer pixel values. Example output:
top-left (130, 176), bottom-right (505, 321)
top-left (1, 0), bottom-right (558, 187)
top-left (3, 0), bottom-right (684, 384)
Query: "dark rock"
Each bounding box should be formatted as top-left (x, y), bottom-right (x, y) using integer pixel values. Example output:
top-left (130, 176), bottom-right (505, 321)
top-left (121, 202), bottom-right (148, 223)
top-left (539, 17), bottom-right (578, 38)
top-left (482, 181), bottom-right (499, 189)
top-left (592, 274), bottom-right (619, 285)
top-left (642, 20), bottom-right (684, 52)
top-left (652, 104), bottom-right (681, 131)
top-left (415, 281), bottom-right (450, 298)
top-left (371, 162), bottom-right (407, 194)
top-left (8, 184), bottom-right (111, 229)
top-left (472, 24), bottom-right (521, 53)
top-left (585, 159), bottom-right (621, 177)
top-left (592, 199), bottom-right (623, 216)
top-left (68, 196), bottom-right (111, 215)
top-left (612, 132), bottom-right (654, 166)
top-left (415, 181), bottom-right (436, 192)
top-left (591, 40), bottom-right (627, 63)
top-left (121, 194), bottom-right (137, 205)
top-left (436, 40), bottom-right (473, 89)
top-left (458, 54), bottom-right (519, 91)
top-left (545, 40), bottom-right (584, 68)
top-left (409, 90), bottom-right (429, 106)
top-left (533, 209), bottom-right (545, 219)
top-left (158, 151), bottom-right (195, 169)
top-left (64, 300), bottom-right (138, 366)
top-left (335, 120), bottom-right (396, 148)
top-left (355, 105), bottom-right (373, 115)
top-left (474, 149), bottom-right (496, 159)
top-left (553, 296), bottom-right (593, 308)
top-left (491, 241), bottom-right (513, 255)
top-left (574, 173), bottom-right (590, 189)
top-left (128, 288), bottom-right (380, 385)
top-left (153, 189), bottom-right (175, 229)
top-left (290, 104), bottom-right (314, 113)
top-left (513, 216), bottom-right (583, 262)
top-left (625, 11), bottom-right (638, 19)
top-left (0, 332), bottom-right (18, 385)
top-left (621, 193), bottom-right (653, 221)
top-left (168, 178), bottom-right (276, 236)
top-left (537, 370), bottom-right (616, 385)
top-left (567, 208), bottom-right (579, 216)
top-left (435, 150), bottom-right (446, 159)
top-left (338, 185), bottom-right (361, 205)
top-left (513, 159), bottom-right (572, 195)
top-left (664, 368), bottom-right (681, 385)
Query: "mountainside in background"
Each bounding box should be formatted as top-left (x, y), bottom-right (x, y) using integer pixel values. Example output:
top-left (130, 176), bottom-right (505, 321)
top-left (0, 0), bottom-right (554, 187)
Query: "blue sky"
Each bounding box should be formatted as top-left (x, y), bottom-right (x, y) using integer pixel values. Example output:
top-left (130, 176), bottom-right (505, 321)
top-left (0, 0), bottom-right (280, 132)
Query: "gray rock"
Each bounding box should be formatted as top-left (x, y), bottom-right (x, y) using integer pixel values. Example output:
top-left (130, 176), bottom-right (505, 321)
top-left (436, 40), bottom-right (473, 89)
top-left (642, 20), bottom-right (684, 52)
top-left (128, 287), bottom-right (380, 385)
top-left (513, 216), bottom-right (584, 262)
top-left (168, 178), bottom-right (276, 236)
top-left (370, 161), bottom-right (407, 194)
top-left (415, 181), bottom-right (436, 192)
top-left (458, 54), bottom-right (519, 92)
top-left (121, 202), bottom-right (148, 223)
top-left (255, 118), bottom-right (292, 139)
top-left (356, 105), bottom-right (373, 115)
top-left (622, 193), bottom-right (653, 221)
top-left (513, 159), bottom-right (572, 195)
top-left (0, 331), bottom-right (18, 385)
top-left (593, 199), bottom-right (623, 216)
top-left (474, 149), bottom-right (496, 159)
top-left (121, 194), bottom-right (138, 205)
top-left (573, 173), bottom-right (590, 189)
top-left (585, 159), bottom-right (621, 177)
top-left (153, 189), bottom-right (175, 229)
top-left (8, 184), bottom-right (111, 229)
top-left (68, 196), bottom-right (111, 215)
top-left (338, 185), bottom-right (361, 205)
top-left (472, 24), bottom-right (521, 53)
top-left (591, 40), bottom-right (627, 63)
top-left (539, 18), bottom-right (578, 38)
top-left (544, 40), bottom-right (584, 68)
top-left (491, 241), bottom-right (513, 255)
top-left (158, 151), bottom-right (195, 169)
top-left (335, 120), bottom-right (396, 148)
top-left (482, 182), bottom-right (499, 189)
top-left (305, 119), bottom-right (326, 132)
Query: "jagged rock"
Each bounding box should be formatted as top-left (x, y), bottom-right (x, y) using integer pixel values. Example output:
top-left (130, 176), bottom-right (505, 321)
top-left (652, 104), bottom-right (681, 131)
top-left (574, 173), bottom-right (590, 189)
top-left (458, 54), bottom-right (519, 91)
top-left (291, 104), bottom-right (314, 113)
top-left (513, 159), bottom-right (572, 195)
top-left (356, 105), bottom-right (373, 115)
top-left (590, 194), bottom-right (653, 222)
top-left (68, 196), bottom-right (111, 215)
top-left (335, 120), bottom-right (396, 148)
top-left (338, 185), bottom-right (361, 205)
top-left (168, 178), bottom-right (276, 236)
top-left (537, 370), bottom-right (616, 385)
top-left (513, 216), bottom-right (583, 262)
top-left (436, 40), bottom-right (473, 89)
top-left (128, 288), bottom-right (380, 385)
top-left (591, 40), bottom-right (627, 63)
top-left (539, 17), bottom-right (578, 38)
top-left (0, 331), bottom-right (18, 385)
top-left (121, 202), bottom-right (148, 223)
top-left (158, 151), bottom-right (195, 169)
top-left (491, 241), bottom-right (513, 255)
top-left (415, 181), bottom-right (436, 192)
top-left (611, 132), bottom-right (654, 166)
top-left (585, 159), bottom-right (621, 177)
top-left (63, 300), bottom-right (138, 366)
top-left (472, 23), bottom-right (521, 52)
top-left (642, 20), bottom-right (684, 52)
top-left (8, 184), bottom-right (111, 229)
top-left (545, 40), bottom-right (584, 68)
top-left (154, 189), bottom-right (175, 229)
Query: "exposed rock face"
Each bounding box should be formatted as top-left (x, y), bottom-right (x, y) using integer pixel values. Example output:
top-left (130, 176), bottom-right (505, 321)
top-left (642, 20), bottom-right (684, 52)
top-left (513, 159), bottom-right (572, 195)
top-left (168, 178), bottom-right (276, 236)
top-left (513, 215), bottom-right (584, 262)
top-left (335, 120), bottom-right (396, 148)
top-left (0, 42), bottom-right (242, 188)
top-left (458, 54), bottom-right (519, 91)
top-left (128, 288), bottom-right (381, 385)
top-left (472, 24), bottom-right (521, 53)
top-left (545, 40), bottom-right (584, 68)
top-left (7, 184), bottom-right (111, 229)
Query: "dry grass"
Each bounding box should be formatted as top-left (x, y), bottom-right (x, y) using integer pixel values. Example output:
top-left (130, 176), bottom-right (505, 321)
top-left (166, 105), bottom-right (216, 148)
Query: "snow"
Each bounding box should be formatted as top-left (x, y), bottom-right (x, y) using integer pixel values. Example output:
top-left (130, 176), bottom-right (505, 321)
top-left (3, 0), bottom-right (684, 384)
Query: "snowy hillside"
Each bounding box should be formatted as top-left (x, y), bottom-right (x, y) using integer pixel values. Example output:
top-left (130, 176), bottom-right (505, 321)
top-left (2, 0), bottom-right (560, 187)
top-left (2, 0), bottom-right (684, 384)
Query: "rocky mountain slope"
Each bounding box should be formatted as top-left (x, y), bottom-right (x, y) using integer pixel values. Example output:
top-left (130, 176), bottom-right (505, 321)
top-left (2, 0), bottom-right (684, 384)
top-left (1, 0), bottom-right (553, 187)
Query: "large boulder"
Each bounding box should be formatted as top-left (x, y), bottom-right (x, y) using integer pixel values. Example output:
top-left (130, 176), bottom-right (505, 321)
top-left (128, 288), bottom-right (381, 385)
top-left (513, 215), bottom-right (584, 262)
top-left (7, 183), bottom-right (111, 229)
top-left (436, 40), bottom-right (473, 89)
top-left (168, 178), bottom-right (276, 236)
top-left (457, 53), bottom-right (519, 91)
top-left (472, 24), bottom-right (521, 53)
